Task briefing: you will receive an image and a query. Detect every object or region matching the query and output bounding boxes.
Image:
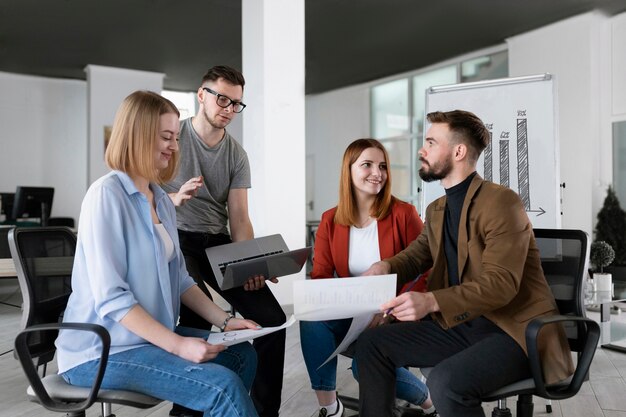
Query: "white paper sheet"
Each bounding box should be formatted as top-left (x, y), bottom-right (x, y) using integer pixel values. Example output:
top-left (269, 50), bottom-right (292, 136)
top-left (293, 274), bottom-right (397, 321)
top-left (318, 312), bottom-right (375, 369)
top-left (207, 315), bottom-right (296, 347)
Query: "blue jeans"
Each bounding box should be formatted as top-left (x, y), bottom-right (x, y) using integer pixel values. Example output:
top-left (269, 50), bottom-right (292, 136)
top-left (300, 319), bottom-right (429, 406)
top-left (62, 326), bottom-right (259, 417)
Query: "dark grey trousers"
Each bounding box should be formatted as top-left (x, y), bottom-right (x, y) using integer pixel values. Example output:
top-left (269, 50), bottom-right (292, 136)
top-left (355, 317), bottom-right (531, 417)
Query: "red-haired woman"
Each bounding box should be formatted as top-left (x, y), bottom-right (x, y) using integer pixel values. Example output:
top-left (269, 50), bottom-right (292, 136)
top-left (300, 139), bottom-right (436, 417)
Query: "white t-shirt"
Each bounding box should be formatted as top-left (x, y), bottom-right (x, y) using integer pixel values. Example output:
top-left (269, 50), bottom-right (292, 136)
top-left (155, 223), bottom-right (175, 262)
top-left (348, 220), bottom-right (381, 276)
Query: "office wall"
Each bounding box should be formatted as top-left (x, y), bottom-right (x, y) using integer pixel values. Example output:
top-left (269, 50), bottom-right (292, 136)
top-left (507, 11), bottom-right (626, 237)
top-left (614, 12), bottom-right (626, 117)
top-left (305, 86), bottom-right (370, 220)
top-left (306, 11), bottom-right (626, 240)
top-left (0, 71), bottom-right (86, 223)
top-left (86, 65), bottom-right (164, 184)
top-left (507, 12), bottom-right (600, 237)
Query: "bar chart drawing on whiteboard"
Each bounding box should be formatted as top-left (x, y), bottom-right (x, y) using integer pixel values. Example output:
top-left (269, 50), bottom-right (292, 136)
top-left (423, 74), bottom-right (559, 228)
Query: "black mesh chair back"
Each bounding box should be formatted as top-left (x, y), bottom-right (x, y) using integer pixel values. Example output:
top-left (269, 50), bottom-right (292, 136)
top-left (534, 228), bottom-right (589, 352)
top-left (10, 226), bottom-right (161, 416)
top-left (0, 225), bottom-right (14, 260)
top-left (420, 229), bottom-right (600, 417)
top-left (478, 228), bottom-right (599, 417)
top-left (9, 226), bottom-right (76, 369)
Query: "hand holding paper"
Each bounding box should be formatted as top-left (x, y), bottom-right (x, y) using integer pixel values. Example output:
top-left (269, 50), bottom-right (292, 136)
top-left (293, 274), bottom-right (397, 321)
top-left (207, 315), bottom-right (296, 347)
top-left (380, 291), bottom-right (439, 322)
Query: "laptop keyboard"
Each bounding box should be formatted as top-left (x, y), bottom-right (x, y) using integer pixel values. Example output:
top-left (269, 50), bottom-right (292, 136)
top-left (218, 250), bottom-right (284, 273)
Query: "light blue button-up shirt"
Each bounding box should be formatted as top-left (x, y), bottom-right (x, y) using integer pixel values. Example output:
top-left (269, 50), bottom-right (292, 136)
top-left (56, 171), bottom-right (196, 373)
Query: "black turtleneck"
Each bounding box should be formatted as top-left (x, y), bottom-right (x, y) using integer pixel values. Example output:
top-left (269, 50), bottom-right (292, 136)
top-left (443, 172), bottom-right (477, 287)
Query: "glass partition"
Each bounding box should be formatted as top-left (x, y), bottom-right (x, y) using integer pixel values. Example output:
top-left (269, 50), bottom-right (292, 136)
top-left (371, 78), bottom-right (410, 139)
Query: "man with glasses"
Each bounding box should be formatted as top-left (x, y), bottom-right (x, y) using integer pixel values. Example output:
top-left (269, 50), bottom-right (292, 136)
top-left (164, 65), bottom-right (286, 417)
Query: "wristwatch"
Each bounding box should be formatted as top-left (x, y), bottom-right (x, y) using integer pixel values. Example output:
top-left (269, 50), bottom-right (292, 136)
top-left (219, 313), bottom-right (235, 332)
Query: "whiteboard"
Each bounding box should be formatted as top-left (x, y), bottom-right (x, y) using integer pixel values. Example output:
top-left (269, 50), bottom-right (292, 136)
top-left (422, 74), bottom-right (560, 229)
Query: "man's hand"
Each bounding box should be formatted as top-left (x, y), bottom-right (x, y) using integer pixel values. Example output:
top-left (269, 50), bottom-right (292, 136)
top-left (362, 260), bottom-right (391, 276)
top-left (173, 336), bottom-right (226, 363)
top-left (380, 291), bottom-right (439, 322)
top-left (367, 312), bottom-right (390, 328)
top-left (243, 275), bottom-right (279, 291)
top-left (170, 176), bottom-right (203, 207)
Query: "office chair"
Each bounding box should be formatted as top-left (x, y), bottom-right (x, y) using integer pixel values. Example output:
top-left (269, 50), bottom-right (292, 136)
top-left (421, 228), bottom-right (600, 417)
top-left (0, 225), bottom-right (13, 260)
top-left (10, 226), bottom-right (161, 417)
top-left (48, 217), bottom-right (76, 228)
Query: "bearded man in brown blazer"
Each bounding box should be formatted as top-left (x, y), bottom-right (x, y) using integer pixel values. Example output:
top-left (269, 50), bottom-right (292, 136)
top-left (355, 110), bottom-right (573, 417)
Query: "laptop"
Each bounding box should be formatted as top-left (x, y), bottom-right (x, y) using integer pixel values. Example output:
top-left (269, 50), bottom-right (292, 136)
top-left (205, 234), bottom-right (311, 290)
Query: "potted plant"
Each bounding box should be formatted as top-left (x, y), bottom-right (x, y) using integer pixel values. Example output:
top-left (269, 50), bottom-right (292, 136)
top-left (595, 186), bottom-right (626, 281)
top-left (590, 240), bottom-right (615, 292)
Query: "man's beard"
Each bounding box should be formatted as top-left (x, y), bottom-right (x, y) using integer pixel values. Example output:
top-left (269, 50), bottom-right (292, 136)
top-left (418, 156), bottom-right (453, 182)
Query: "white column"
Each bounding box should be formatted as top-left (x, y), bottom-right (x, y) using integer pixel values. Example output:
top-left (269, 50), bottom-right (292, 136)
top-left (242, 0), bottom-right (306, 306)
top-left (85, 65), bottom-right (164, 185)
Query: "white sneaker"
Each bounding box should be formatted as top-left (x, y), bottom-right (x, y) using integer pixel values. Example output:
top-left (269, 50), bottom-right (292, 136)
top-left (318, 397), bottom-right (345, 417)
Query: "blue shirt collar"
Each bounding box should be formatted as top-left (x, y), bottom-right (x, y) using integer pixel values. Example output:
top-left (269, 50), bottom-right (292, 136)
top-left (112, 170), bottom-right (167, 203)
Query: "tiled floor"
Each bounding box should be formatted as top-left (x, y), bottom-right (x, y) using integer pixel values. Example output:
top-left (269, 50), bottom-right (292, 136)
top-left (2, 278), bottom-right (626, 417)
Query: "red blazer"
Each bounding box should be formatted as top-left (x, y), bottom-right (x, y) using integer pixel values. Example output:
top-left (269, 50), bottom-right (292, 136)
top-left (311, 199), bottom-right (427, 293)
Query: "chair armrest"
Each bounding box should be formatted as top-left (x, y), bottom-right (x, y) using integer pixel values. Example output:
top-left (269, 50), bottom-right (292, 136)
top-left (14, 322), bottom-right (111, 413)
top-left (525, 314), bottom-right (600, 399)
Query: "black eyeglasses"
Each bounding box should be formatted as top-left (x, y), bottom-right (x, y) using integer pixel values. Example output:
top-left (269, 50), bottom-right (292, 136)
top-left (202, 87), bottom-right (247, 113)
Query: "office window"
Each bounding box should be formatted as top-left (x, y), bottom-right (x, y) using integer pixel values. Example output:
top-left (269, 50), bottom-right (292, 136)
top-left (461, 50), bottom-right (509, 83)
top-left (613, 121), bottom-right (626, 205)
top-left (412, 65), bottom-right (457, 136)
top-left (369, 49), bottom-right (508, 209)
top-left (162, 90), bottom-right (197, 120)
top-left (371, 79), bottom-right (410, 139)
top-left (382, 138), bottom-right (413, 200)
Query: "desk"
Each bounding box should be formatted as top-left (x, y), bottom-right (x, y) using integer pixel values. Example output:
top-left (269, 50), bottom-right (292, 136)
top-left (0, 258), bottom-right (16, 278)
top-left (586, 281), bottom-right (626, 352)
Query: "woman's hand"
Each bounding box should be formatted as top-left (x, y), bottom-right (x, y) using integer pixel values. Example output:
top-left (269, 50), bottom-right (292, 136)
top-left (170, 176), bottom-right (203, 206)
top-left (224, 317), bottom-right (261, 332)
top-left (173, 336), bottom-right (226, 363)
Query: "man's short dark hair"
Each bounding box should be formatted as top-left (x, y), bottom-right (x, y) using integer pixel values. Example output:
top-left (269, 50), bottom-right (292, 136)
top-left (201, 65), bottom-right (245, 88)
top-left (427, 110), bottom-right (490, 162)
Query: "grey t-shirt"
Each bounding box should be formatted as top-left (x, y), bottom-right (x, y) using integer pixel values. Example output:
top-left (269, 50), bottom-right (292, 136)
top-left (163, 117), bottom-right (251, 235)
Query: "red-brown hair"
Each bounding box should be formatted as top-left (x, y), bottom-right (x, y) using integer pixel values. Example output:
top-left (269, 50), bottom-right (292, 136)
top-left (334, 138), bottom-right (395, 226)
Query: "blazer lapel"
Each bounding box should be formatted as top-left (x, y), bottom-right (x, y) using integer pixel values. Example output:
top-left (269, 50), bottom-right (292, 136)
top-left (457, 175), bottom-right (484, 281)
top-left (378, 213), bottom-right (395, 260)
top-left (427, 197), bottom-right (447, 289)
top-left (335, 223), bottom-right (351, 277)
top-left (429, 197), bottom-right (446, 261)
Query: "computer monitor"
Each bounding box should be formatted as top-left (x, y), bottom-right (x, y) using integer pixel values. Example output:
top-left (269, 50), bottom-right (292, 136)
top-left (0, 192), bottom-right (15, 222)
top-left (12, 186), bottom-right (54, 226)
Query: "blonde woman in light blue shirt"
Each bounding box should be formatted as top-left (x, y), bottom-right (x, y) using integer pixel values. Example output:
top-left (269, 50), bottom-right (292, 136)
top-left (56, 91), bottom-right (260, 417)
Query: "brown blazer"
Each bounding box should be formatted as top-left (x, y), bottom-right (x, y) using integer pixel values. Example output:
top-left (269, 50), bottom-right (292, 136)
top-left (387, 174), bottom-right (574, 384)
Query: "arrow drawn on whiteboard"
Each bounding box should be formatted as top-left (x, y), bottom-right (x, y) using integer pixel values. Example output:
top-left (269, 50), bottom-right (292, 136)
top-left (527, 207), bottom-right (546, 216)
